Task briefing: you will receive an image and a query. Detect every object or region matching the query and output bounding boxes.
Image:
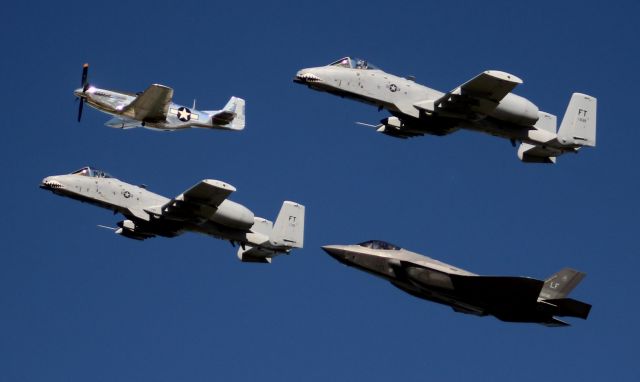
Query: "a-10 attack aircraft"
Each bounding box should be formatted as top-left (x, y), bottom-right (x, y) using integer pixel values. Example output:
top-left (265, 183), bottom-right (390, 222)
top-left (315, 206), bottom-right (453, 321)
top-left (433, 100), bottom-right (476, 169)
top-left (41, 166), bottom-right (304, 263)
top-left (295, 57), bottom-right (597, 163)
top-left (74, 64), bottom-right (245, 132)
top-left (323, 241), bottom-right (591, 326)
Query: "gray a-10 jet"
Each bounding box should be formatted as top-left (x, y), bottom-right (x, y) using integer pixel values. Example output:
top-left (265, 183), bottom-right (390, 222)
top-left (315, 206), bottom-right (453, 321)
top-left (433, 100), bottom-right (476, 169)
top-left (74, 64), bottom-right (245, 132)
top-left (323, 241), bottom-right (591, 326)
top-left (295, 57), bottom-right (597, 163)
top-left (41, 166), bottom-right (304, 263)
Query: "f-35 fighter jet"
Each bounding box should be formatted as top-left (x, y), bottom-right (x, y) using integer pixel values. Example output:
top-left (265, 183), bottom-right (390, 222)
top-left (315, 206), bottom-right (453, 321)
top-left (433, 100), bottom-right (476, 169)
top-left (41, 166), bottom-right (304, 263)
top-left (323, 241), bottom-right (591, 326)
top-left (295, 57), bottom-right (597, 163)
top-left (75, 64), bottom-right (245, 132)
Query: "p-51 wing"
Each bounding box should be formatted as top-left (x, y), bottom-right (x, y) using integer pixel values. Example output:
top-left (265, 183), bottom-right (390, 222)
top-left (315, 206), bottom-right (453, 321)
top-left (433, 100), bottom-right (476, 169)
top-left (414, 70), bottom-right (522, 118)
top-left (122, 84), bottom-right (174, 122)
top-left (105, 117), bottom-right (143, 129)
top-left (161, 179), bottom-right (236, 222)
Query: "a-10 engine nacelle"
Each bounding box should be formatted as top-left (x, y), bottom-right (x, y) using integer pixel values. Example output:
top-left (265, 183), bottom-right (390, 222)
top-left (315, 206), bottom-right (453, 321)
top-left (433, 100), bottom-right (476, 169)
top-left (209, 200), bottom-right (255, 230)
top-left (491, 93), bottom-right (539, 126)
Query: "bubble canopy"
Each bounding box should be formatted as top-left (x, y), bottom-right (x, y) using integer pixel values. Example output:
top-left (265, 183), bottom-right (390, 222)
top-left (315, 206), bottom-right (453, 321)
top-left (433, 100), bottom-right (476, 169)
top-left (328, 57), bottom-right (380, 70)
top-left (358, 240), bottom-right (401, 250)
top-left (71, 166), bottom-right (112, 178)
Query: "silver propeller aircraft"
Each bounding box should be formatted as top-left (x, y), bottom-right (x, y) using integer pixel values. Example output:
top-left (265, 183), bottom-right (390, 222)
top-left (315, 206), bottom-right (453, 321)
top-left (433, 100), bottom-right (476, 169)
top-left (323, 241), bottom-right (591, 326)
top-left (74, 64), bottom-right (245, 132)
top-left (295, 57), bottom-right (597, 163)
top-left (41, 166), bottom-right (304, 263)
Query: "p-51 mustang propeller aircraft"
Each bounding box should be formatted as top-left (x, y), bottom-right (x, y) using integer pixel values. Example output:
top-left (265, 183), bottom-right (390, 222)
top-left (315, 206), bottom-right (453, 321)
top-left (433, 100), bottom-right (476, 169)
top-left (74, 64), bottom-right (245, 132)
top-left (41, 166), bottom-right (304, 263)
top-left (295, 57), bottom-right (597, 163)
top-left (323, 241), bottom-right (591, 326)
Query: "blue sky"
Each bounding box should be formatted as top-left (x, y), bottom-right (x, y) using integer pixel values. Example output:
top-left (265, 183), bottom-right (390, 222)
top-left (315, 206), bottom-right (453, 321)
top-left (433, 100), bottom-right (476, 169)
top-left (2, 1), bottom-right (639, 380)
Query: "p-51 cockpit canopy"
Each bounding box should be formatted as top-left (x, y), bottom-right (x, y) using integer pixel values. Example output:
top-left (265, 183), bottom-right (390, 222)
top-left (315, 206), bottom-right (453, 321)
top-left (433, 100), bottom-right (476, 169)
top-left (71, 166), bottom-right (112, 178)
top-left (358, 240), bottom-right (401, 250)
top-left (328, 57), bottom-right (379, 70)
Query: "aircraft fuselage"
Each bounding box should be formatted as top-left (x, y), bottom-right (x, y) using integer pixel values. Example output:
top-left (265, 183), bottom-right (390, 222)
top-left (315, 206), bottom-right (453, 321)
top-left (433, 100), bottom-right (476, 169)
top-left (295, 63), bottom-right (575, 154)
top-left (40, 170), bottom-right (267, 246)
top-left (322, 242), bottom-right (590, 326)
top-left (74, 86), bottom-right (215, 131)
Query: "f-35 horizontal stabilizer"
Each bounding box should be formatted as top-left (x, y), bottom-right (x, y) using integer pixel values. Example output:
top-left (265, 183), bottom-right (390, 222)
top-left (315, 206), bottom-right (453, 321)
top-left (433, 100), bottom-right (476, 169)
top-left (543, 318), bottom-right (570, 327)
top-left (544, 298), bottom-right (592, 319)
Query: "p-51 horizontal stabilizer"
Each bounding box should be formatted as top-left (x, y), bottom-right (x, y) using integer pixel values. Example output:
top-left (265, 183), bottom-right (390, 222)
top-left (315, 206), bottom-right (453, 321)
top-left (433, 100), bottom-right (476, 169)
top-left (210, 96), bottom-right (245, 130)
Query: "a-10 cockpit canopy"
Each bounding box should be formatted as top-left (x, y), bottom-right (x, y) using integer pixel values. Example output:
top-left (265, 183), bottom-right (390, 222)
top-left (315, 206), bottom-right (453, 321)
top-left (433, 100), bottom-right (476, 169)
top-left (358, 240), bottom-right (401, 250)
top-left (71, 166), bottom-right (112, 178)
top-left (328, 57), bottom-right (379, 70)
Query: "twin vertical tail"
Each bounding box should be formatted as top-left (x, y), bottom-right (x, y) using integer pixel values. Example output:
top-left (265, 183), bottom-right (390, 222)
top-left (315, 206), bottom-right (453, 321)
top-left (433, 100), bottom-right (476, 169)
top-left (557, 93), bottom-right (597, 147)
top-left (270, 201), bottom-right (305, 249)
top-left (237, 201), bottom-right (305, 263)
top-left (538, 268), bottom-right (591, 323)
top-left (518, 93), bottom-right (597, 164)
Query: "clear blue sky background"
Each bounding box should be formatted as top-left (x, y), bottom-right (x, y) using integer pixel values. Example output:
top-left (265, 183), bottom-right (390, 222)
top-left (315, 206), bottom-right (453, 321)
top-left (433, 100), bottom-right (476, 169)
top-left (2, 1), bottom-right (639, 380)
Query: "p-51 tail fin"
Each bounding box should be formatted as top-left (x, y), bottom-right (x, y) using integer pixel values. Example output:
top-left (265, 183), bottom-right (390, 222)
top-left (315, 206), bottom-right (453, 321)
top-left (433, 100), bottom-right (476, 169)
top-left (210, 96), bottom-right (245, 130)
top-left (557, 93), bottom-right (597, 147)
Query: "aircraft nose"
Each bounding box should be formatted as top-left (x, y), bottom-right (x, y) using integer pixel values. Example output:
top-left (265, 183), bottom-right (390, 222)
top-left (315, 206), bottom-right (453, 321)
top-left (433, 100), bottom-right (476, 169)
top-left (73, 87), bottom-right (84, 97)
top-left (322, 245), bottom-right (347, 261)
top-left (294, 69), bottom-right (321, 84)
top-left (40, 176), bottom-right (64, 190)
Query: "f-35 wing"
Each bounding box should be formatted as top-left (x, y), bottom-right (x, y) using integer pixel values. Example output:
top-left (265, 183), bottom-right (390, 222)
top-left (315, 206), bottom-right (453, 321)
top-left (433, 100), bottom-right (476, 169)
top-left (122, 84), bottom-right (174, 122)
top-left (161, 179), bottom-right (236, 222)
top-left (414, 70), bottom-right (522, 118)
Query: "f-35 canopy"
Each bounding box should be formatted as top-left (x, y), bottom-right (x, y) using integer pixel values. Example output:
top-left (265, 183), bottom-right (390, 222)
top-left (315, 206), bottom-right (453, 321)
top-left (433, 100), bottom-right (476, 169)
top-left (71, 166), bottom-right (112, 178)
top-left (328, 57), bottom-right (379, 70)
top-left (358, 240), bottom-right (400, 250)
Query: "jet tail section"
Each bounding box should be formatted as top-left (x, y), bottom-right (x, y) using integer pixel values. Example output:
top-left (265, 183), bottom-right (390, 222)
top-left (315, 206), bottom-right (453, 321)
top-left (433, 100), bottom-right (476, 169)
top-left (270, 201), bottom-right (305, 249)
top-left (210, 96), bottom-right (245, 130)
top-left (557, 93), bottom-right (597, 147)
top-left (539, 268), bottom-right (586, 300)
top-left (236, 202), bottom-right (304, 263)
top-left (544, 298), bottom-right (592, 319)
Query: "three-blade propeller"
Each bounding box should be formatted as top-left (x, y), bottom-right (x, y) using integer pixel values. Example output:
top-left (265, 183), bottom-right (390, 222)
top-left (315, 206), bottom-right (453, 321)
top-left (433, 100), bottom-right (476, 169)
top-left (77, 63), bottom-right (89, 122)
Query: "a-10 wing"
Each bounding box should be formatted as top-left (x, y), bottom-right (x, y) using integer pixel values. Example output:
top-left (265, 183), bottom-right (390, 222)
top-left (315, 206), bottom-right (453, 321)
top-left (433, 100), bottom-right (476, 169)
top-left (414, 70), bottom-right (522, 118)
top-left (122, 84), bottom-right (174, 122)
top-left (160, 179), bottom-right (236, 222)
